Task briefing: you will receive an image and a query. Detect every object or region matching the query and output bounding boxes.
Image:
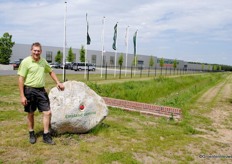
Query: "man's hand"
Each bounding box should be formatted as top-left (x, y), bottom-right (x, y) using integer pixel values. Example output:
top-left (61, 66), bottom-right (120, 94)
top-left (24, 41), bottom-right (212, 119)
top-left (49, 72), bottom-right (65, 91)
top-left (57, 82), bottom-right (65, 91)
top-left (21, 96), bottom-right (27, 106)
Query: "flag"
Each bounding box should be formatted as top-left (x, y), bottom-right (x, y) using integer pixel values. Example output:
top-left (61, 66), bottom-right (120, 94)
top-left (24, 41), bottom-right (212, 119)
top-left (86, 13), bottom-right (91, 45)
top-left (112, 23), bottom-right (117, 50)
top-left (133, 30), bottom-right (138, 56)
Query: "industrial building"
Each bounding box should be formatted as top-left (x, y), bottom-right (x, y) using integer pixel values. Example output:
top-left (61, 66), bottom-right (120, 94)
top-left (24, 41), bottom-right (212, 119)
top-left (11, 43), bottom-right (212, 71)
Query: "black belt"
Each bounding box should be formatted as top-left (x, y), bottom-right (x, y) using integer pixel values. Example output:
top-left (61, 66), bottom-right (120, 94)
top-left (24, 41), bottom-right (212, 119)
top-left (24, 86), bottom-right (45, 90)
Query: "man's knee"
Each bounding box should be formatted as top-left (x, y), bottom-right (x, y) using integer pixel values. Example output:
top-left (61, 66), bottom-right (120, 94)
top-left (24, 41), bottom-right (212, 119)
top-left (28, 112), bottom-right (34, 117)
top-left (43, 110), bottom-right (51, 117)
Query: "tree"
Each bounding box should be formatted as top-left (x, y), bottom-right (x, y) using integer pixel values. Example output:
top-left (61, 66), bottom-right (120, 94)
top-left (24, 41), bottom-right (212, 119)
top-left (201, 64), bottom-right (204, 71)
top-left (118, 53), bottom-right (124, 79)
top-left (159, 58), bottom-right (164, 75)
top-left (67, 47), bottom-right (75, 62)
top-left (148, 56), bottom-right (154, 77)
top-left (213, 65), bottom-right (217, 71)
top-left (173, 59), bottom-right (177, 74)
top-left (55, 50), bottom-right (62, 64)
top-left (0, 32), bottom-right (15, 64)
top-left (149, 56), bottom-right (154, 68)
top-left (218, 65), bottom-right (222, 71)
top-left (208, 65), bottom-right (211, 71)
top-left (118, 53), bottom-right (124, 67)
top-left (159, 58), bottom-right (164, 67)
top-left (79, 45), bottom-right (85, 62)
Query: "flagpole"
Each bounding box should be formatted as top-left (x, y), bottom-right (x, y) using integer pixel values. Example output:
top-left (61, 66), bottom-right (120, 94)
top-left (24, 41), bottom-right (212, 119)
top-left (114, 51), bottom-right (117, 77)
top-left (125, 26), bottom-right (129, 77)
top-left (134, 54), bottom-right (136, 76)
top-left (84, 14), bottom-right (87, 79)
top-left (84, 44), bottom-right (87, 79)
top-left (85, 13), bottom-right (91, 79)
top-left (62, 1), bottom-right (67, 82)
top-left (101, 16), bottom-right (105, 78)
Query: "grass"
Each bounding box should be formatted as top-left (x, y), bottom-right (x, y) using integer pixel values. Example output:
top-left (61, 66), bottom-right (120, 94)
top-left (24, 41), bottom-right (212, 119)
top-left (88, 74), bottom-right (223, 108)
top-left (0, 72), bottom-right (230, 163)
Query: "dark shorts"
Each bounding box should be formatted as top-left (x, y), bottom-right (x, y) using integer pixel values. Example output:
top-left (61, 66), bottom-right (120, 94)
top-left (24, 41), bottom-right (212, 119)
top-left (24, 86), bottom-right (50, 113)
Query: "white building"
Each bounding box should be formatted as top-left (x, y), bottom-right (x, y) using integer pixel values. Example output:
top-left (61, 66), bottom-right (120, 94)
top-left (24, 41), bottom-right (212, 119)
top-left (11, 43), bottom-right (212, 71)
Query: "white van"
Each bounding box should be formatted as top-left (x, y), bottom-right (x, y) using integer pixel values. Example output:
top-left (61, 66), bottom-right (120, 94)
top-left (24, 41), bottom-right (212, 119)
top-left (73, 62), bottom-right (96, 71)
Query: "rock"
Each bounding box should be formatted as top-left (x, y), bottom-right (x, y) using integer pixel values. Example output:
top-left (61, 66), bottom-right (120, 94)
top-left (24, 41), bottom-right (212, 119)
top-left (49, 81), bottom-right (108, 134)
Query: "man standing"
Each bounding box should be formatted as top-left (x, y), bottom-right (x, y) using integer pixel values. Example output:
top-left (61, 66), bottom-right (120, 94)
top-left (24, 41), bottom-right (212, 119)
top-left (18, 42), bottom-right (65, 145)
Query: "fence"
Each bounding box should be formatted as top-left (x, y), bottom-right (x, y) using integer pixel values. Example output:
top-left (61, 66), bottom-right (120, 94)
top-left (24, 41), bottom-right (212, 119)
top-left (79, 64), bottom-right (214, 81)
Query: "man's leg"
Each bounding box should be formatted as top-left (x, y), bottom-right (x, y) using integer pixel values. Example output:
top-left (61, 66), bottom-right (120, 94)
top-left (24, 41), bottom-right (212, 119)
top-left (27, 112), bottom-right (36, 144)
top-left (43, 110), bottom-right (55, 144)
top-left (27, 112), bottom-right (34, 131)
top-left (43, 110), bottom-right (51, 133)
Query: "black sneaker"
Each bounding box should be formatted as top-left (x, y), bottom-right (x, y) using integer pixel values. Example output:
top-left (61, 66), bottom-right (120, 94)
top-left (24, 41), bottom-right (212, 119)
top-left (43, 132), bottom-right (55, 145)
top-left (29, 131), bottom-right (36, 144)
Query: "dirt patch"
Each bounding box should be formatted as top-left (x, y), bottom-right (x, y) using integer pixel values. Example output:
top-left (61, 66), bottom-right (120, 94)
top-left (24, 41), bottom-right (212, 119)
top-left (196, 82), bottom-right (223, 104)
top-left (194, 74), bottom-right (232, 144)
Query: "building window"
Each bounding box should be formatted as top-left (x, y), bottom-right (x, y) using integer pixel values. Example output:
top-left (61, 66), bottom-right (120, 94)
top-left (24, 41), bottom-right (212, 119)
top-left (46, 51), bottom-right (52, 63)
top-left (138, 60), bottom-right (144, 65)
top-left (91, 55), bottom-right (96, 64)
top-left (138, 60), bottom-right (144, 69)
top-left (110, 56), bottom-right (114, 65)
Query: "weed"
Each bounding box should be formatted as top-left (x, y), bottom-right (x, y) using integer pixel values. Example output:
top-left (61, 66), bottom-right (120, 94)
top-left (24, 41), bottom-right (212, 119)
top-left (97, 151), bottom-right (139, 164)
top-left (169, 112), bottom-right (174, 121)
top-left (184, 125), bottom-right (198, 134)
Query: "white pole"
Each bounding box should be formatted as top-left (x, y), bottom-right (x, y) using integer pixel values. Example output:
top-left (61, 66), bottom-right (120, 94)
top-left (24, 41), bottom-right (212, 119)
top-left (62, 1), bottom-right (67, 82)
top-left (85, 13), bottom-right (89, 79)
top-left (114, 50), bottom-right (117, 77)
top-left (125, 26), bottom-right (129, 77)
top-left (84, 44), bottom-right (87, 79)
top-left (101, 16), bottom-right (105, 78)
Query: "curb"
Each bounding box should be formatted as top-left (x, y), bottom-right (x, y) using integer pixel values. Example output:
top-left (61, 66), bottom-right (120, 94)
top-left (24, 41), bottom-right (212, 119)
top-left (103, 97), bottom-right (182, 119)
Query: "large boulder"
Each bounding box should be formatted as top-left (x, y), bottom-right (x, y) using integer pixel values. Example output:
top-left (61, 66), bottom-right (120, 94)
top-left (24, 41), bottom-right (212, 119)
top-left (49, 81), bottom-right (108, 134)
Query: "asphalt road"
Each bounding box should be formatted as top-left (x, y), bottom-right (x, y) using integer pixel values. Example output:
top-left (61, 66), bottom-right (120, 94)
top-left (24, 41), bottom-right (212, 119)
top-left (0, 68), bottom-right (119, 76)
top-left (0, 69), bottom-right (97, 76)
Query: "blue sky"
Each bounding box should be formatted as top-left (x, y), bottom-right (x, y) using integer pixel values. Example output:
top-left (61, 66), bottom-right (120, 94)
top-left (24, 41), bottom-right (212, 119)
top-left (0, 0), bottom-right (232, 65)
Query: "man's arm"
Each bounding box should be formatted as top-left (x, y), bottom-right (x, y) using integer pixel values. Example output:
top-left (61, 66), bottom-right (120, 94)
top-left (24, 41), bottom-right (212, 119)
top-left (18, 76), bottom-right (27, 106)
top-left (49, 71), bottom-right (65, 91)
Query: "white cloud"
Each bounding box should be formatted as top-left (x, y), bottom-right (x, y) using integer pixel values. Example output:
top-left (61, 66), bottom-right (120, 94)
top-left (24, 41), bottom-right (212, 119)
top-left (0, 0), bottom-right (232, 65)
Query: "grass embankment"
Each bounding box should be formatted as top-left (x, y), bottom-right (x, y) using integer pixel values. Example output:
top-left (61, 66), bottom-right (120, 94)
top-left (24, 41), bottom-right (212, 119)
top-left (0, 73), bottom-right (229, 163)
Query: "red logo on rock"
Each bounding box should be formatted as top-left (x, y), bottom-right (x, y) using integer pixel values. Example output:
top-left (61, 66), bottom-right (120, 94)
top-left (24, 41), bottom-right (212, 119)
top-left (79, 105), bottom-right (85, 110)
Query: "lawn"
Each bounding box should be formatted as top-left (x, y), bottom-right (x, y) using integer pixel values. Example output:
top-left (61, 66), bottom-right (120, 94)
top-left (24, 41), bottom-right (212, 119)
top-left (0, 72), bottom-right (231, 163)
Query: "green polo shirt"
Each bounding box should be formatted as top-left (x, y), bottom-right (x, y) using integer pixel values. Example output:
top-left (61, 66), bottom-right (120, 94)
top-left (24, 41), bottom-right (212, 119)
top-left (17, 56), bottom-right (52, 88)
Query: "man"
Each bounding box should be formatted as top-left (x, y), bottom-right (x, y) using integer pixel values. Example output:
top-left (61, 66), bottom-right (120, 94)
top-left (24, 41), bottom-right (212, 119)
top-left (18, 42), bottom-right (65, 145)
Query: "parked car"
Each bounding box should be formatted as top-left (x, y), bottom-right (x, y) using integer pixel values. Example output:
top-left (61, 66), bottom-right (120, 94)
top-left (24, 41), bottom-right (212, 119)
top-left (87, 63), bottom-right (96, 71)
top-left (70, 62), bottom-right (76, 70)
top-left (73, 62), bottom-right (96, 71)
top-left (9, 60), bottom-right (21, 70)
top-left (49, 62), bottom-right (60, 68)
top-left (60, 62), bottom-right (72, 69)
top-left (71, 62), bottom-right (78, 70)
